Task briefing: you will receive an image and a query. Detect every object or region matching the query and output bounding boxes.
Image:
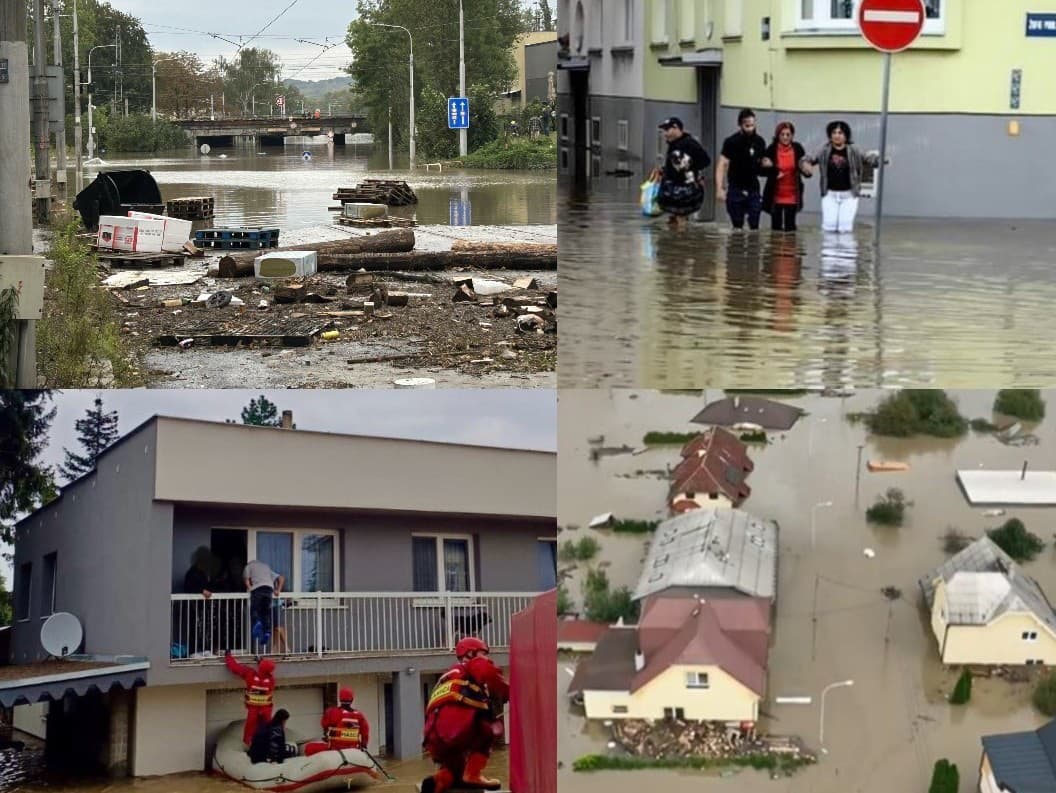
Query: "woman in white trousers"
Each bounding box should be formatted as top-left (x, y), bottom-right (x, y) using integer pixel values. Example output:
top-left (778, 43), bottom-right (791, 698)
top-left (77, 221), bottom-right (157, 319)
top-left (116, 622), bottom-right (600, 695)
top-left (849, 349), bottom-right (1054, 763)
top-left (803, 121), bottom-right (881, 233)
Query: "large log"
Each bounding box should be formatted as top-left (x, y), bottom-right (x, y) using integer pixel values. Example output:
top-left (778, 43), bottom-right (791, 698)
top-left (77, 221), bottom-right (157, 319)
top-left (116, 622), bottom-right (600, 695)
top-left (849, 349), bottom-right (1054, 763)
top-left (319, 250), bottom-right (557, 272)
top-left (450, 240), bottom-right (556, 255)
top-left (218, 229), bottom-right (416, 277)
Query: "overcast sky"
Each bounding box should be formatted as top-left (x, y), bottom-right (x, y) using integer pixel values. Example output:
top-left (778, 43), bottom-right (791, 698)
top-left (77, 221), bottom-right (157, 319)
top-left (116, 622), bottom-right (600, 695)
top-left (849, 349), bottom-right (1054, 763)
top-left (125, 0), bottom-right (358, 80)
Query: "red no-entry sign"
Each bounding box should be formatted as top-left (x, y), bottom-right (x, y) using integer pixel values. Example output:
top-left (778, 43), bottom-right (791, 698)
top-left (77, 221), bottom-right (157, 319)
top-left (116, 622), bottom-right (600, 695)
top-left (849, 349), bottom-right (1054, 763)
top-left (858, 0), bottom-right (925, 52)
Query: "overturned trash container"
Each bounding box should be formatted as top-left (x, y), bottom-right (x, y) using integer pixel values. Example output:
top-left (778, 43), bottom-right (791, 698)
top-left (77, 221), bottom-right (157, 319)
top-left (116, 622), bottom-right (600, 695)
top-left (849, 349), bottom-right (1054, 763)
top-left (73, 170), bottom-right (164, 231)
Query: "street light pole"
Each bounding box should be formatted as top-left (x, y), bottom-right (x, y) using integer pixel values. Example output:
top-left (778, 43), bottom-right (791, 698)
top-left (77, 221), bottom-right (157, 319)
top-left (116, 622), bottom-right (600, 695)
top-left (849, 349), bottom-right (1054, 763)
top-left (373, 23), bottom-right (414, 170)
top-left (458, 0), bottom-right (467, 157)
top-left (811, 501), bottom-right (832, 549)
top-left (50, 0), bottom-right (68, 198)
top-left (152, 56), bottom-right (178, 123)
top-left (85, 44), bottom-right (116, 161)
top-left (72, 0), bottom-right (82, 191)
top-left (819, 679), bottom-right (854, 752)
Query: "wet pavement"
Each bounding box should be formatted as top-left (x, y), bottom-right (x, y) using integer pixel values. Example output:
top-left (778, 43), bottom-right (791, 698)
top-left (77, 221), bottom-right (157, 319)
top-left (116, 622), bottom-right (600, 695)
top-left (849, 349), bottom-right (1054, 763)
top-left (558, 389), bottom-right (1056, 793)
top-left (557, 183), bottom-right (1056, 389)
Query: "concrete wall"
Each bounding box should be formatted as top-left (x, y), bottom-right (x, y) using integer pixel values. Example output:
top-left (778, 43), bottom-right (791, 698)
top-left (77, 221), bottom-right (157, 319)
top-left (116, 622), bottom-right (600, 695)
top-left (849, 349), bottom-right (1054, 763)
top-left (583, 664), bottom-right (760, 721)
top-left (133, 684), bottom-right (206, 776)
top-left (12, 422), bottom-right (173, 665)
top-left (153, 418), bottom-right (555, 520)
top-left (942, 612), bottom-right (1056, 666)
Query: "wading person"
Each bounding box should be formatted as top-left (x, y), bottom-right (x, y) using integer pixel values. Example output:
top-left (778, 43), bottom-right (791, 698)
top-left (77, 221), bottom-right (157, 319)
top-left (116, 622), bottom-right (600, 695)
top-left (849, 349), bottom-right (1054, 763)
top-left (243, 558), bottom-right (284, 647)
top-left (656, 117), bottom-right (711, 230)
top-left (760, 121), bottom-right (810, 232)
top-left (225, 650), bottom-right (277, 746)
top-left (716, 108), bottom-right (768, 230)
top-left (803, 120), bottom-right (881, 233)
top-left (249, 709), bottom-right (295, 764)
top-left (420, 638), bottom-right (510, 793)
top-left (304, 687), bottom-right (371, 755)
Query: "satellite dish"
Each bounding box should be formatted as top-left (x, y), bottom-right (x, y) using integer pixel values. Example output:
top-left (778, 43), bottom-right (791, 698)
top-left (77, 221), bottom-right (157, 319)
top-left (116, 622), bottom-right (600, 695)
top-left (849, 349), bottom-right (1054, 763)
top-left (41, 612), bottom-right (84, 657)
top-left (200, 143), bottom-right (211, 155)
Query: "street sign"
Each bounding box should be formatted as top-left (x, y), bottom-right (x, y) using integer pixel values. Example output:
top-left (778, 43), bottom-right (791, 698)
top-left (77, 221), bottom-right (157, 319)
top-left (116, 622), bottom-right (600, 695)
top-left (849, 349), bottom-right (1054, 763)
top-left (1026, 13), bottom-right (1056, 37)
top-left (447, 97), bottom-right (469, 129)
top-left (858, 0), bottom-right (925, 53)
top-left (449, 197), bottom-right (471, 226)
top-left (0, 58), bottom-right (8, 84)
top-left (276, 95), bottom-right (285, 107)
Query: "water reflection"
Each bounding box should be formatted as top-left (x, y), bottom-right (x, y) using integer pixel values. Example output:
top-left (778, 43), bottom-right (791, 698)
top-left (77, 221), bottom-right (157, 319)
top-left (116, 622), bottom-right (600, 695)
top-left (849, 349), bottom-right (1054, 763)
top-left (558, 183), bottom-right (1056, 388)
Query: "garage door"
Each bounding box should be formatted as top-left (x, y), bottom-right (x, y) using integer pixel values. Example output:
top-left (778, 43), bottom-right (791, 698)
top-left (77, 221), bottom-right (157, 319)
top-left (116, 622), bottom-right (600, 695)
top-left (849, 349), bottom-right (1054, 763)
top-left (205, 686), bottom-right (324, 761)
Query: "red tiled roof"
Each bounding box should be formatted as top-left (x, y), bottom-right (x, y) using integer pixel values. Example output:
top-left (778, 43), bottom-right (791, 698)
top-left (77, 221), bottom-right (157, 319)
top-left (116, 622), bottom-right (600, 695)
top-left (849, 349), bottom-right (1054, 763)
top-left (669, 429), bottom-right (753, 507)
top-left (558, 620), bottom-right (610, 645)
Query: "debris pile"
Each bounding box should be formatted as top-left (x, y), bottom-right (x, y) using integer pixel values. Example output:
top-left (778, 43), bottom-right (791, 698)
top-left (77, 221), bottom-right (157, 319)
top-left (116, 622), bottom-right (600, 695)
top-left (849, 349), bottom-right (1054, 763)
top-left (610, 720), bottom-right (815, 764)
top-left (333, 180), bottom-right (418, 206)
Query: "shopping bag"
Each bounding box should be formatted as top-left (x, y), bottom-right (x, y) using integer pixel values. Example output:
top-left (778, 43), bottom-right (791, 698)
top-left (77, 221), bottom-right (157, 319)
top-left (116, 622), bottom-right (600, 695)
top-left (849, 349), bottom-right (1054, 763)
top-left (640, 179), bottom-right (662, 217)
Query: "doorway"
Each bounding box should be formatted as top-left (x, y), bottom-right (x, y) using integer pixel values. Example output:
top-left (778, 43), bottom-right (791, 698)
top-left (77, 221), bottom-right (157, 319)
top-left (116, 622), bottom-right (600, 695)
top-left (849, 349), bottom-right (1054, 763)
top-left (569, 70), bottom-right (589, 182)
top-left (210, 529), bottom-right (247, 592)
top-left (697, 66), bottom-right (721, 222)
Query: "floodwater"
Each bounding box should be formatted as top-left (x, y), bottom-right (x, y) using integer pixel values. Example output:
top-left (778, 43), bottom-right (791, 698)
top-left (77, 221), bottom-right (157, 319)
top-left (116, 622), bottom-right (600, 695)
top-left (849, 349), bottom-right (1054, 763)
top-left (557, 184), bottom-right (1056, 388)
top-left (558, 389), bottom-right (1056, 793)
top-left (67, 148), bottom-right (556, 230)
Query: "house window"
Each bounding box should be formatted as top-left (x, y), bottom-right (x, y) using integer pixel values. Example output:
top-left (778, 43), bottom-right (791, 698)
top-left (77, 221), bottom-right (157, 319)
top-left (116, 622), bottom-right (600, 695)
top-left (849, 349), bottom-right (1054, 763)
top-left (651, 0), bottom-right (670, 44)
top-left (590, 117), bottom-right (602, 147)
top-left (1023, 631), bottom-right (1039, 642)
top-left (572, 1), bottom-right (586, 53)
top-left (623, 0), bottom-right (634, 43)
top-left (249, 529), bottom-right (339, 592)
top-left (724, 0), bottom-right (743, 36)
top-left (663, 707), bottom-right (686, 719)
top-left (588, 0), bottom-right (603, 49)
top-left (560, 147), bottom-right (570, 171)
top-left (686, 671), bottom-right (710, 689)
top-left (591, 154), bottom-right (602, 179)
top-left (617, 120), bottom-right (629, 151)
top-left (16, 562), bottom-right (32, 621)
top-left (40, 552), bottom-right (57, 616)
top-left (560, 114), bottom-right (569, 141)
top-left (679, 0), bottom-right (695, 41)
top-left (798, 0), bottom-right (944, 34)
top-left (612, 705), bottom-right (629, 714)
top-left (537, 539), bottom-right (557, 590)
top-left (413, 535), bottom-right (475, 593)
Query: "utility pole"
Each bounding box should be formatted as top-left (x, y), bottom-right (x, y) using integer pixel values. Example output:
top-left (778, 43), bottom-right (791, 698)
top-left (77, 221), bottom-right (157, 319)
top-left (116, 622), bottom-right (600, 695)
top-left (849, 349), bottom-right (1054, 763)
top-left (387, 105), bottom-right (393, 170)
top-left (50, 0), bottom-right (66, 198)
top-left (458, 0), bottom-right (467, 157)
top-left (32, 0), bottom-right (50, 222)
top-left (72, 0), bottom-right (82, 192)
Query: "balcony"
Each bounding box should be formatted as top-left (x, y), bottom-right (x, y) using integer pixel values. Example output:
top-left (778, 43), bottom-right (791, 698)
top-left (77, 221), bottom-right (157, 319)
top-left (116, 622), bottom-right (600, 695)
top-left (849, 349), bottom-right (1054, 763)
top-left (169, 592), bottom-right (538, 665)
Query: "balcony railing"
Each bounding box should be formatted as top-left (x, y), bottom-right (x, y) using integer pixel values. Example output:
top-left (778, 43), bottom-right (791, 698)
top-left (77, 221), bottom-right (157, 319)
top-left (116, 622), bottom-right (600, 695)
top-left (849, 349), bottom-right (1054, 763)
top-left (169, 591), bottom-right (538, 665)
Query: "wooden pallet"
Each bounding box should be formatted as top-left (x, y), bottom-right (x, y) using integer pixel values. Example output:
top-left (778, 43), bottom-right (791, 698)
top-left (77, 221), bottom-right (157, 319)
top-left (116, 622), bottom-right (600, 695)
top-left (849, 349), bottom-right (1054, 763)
top-left (333, 179), bottom-right (418, 207)
top-left (335, 216), bottom-right (417, 228)
top-left (96, 251), bottom-right (187, 268)
top-left (167, 196), bottom-right (215, 220)
top-left (156, 315), bottom-right (332, 348)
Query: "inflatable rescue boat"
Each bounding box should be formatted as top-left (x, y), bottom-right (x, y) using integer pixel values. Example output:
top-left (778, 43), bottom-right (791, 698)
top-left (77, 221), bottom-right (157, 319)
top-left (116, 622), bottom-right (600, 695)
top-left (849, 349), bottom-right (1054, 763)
top-left (212, 721), bottom-right (381, 792)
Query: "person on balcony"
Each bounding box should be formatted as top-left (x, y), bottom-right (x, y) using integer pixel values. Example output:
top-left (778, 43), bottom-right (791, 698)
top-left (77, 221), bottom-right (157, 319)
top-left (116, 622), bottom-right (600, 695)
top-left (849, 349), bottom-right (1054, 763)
top-left (303, 687), bottom-right (370, 756)
top-left (225, 650), bottom-right (277, 746)
top-left (420, 637), bottom-right (510, 793)
top-left (243, 559), bottom-right (285, 647)
top-left (249, 709), bottom-right (296, 764)
top-left (182, 546), bottom-right (218, 656)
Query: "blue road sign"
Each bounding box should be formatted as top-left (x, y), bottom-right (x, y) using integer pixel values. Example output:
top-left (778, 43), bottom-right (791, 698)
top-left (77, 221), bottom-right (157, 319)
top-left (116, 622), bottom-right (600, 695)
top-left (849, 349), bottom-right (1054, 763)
top-left (1026, 12), bottom-right (1056, 36)
top-left (447, 97), bottom-right (470, 129)
top-left (449, 197), bottom-right (472, 226)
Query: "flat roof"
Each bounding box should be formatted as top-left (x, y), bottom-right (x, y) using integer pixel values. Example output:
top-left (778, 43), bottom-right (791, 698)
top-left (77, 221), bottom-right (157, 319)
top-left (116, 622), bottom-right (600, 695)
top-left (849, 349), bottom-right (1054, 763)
top-left (957, 470), bottom-right (1056, 505)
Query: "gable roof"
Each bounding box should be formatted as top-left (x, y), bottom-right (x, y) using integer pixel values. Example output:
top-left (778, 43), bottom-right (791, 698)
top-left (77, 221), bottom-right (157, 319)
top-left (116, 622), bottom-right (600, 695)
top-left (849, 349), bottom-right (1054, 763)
top-left (566, 627), bottom-right (638, 694)
top-left (635, 509), bottom-right (778, 601)
top-left (918, 536), bottom-right (1056, 633)
top-left (690, 396), bottom-right (802, 431)
top-left (670, 429), bottom-right (753, 506)
top-left (982, 719), bottom-right (1056, 792)
top-left (557, 620), bottom-right (610, 646)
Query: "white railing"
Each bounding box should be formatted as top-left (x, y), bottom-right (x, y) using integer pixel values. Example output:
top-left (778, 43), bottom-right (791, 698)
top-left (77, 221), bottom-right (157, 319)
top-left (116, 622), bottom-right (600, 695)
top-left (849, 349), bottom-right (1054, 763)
top-left (169, 591), bottom-right (537, 664)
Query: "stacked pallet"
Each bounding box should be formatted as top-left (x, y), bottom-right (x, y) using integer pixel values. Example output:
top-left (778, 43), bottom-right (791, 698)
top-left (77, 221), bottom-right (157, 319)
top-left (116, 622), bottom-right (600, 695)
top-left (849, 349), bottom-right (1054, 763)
top-left (194, 228), bottom-right (280, 251)
top-left (335, 216), bottom-right (417, 229)
top-left (166, 196), bottom-right (215, 220)
top-left (332, 179), bottom-right (418, 206)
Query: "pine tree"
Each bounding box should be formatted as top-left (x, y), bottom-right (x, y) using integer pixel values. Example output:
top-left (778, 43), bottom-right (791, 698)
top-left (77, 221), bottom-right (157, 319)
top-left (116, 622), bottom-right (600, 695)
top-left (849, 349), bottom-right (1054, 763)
top-left (60, 396), bottom-right (120, 481)
top-left (0, 390), bottom-right (58, 544)
top-left (949, 669), bottom-right (972, 704)
top-left (241, 395), bottom-right (281, 427)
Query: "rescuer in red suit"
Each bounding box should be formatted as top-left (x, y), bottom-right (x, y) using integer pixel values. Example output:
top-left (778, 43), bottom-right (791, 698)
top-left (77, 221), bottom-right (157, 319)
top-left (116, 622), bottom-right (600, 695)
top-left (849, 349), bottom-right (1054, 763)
top-left (421, 637), bottom-right (510, 793)
top-left (304, 687), bottom-right (371, 756)
top-left (225, 650), bottom-right (277, 746)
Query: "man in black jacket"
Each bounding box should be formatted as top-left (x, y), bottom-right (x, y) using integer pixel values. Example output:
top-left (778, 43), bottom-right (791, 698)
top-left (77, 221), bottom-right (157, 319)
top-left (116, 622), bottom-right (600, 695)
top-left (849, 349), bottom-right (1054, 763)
top-left (249, 709), bottom-right (295, 764)
top-left (656, 117), bottom-right (711, 230)
top-left (716, 108), bottom-right (768, 230)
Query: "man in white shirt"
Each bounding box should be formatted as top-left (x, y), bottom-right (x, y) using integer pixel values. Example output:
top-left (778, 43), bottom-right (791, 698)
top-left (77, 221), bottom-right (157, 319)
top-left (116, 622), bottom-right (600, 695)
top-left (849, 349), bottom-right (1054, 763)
top-left (244, 560), bottom-right (285, 647)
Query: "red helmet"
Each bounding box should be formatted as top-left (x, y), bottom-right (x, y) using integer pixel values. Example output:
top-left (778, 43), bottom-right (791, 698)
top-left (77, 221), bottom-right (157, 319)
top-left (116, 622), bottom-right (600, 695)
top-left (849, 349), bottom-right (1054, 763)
top-left (258, 658), bottom-right (276, 676)
top-left (455, 637), bottom-right (490, 659)
top-left (339, 687), bottom-right (354, 703)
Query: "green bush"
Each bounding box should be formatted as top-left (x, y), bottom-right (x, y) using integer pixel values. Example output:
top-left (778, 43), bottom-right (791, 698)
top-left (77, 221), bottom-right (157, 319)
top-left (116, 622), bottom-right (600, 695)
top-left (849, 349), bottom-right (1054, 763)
top-left (557, 583), bottom-right (572, 616)
top-left (642, 431), bottom-right (699, 445)
top-left (1034, 673), bottom-right (1056, 716)
top-left (612, 519), bottom-right (660, 534)
top-left (988, 518), bottom-right (1045, 562)
top-left (463, 136), bottom-right (556, 169)
top-left (865, 390), bottom-right (968, 438)
top-left (98, 113), bottom-right (188, 153)
top-left (928, 759), bottom-right (959, 793)
top-left (866, 488), bottom-right (910, 527)
top-left (739, 430), bottom-right (767, 444)
top-left (994, 389), bottom-right (1046, 422)
top-left (949, 669), bottom-right (972, 704)
top-left (583, 569), bottom-right (639, 624)
top-left (559, 537), bottom-right (600, 563)
top-left (572, 753), bottom-right (812, 773)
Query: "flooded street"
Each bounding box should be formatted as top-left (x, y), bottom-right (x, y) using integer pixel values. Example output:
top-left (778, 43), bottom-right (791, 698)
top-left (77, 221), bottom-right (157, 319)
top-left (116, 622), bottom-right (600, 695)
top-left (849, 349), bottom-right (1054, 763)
top-left (558, 389), bottom-right (1056, 793)
top-left (557, 185), bottom-right (1056, 388)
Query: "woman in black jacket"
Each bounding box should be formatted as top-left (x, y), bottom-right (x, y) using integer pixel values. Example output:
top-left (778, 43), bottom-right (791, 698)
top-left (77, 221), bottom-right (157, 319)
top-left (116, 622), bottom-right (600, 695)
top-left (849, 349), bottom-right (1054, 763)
top-left (760, 121), bottom-right (810, 232)
top-left (249, 709), bottom-right (295, 764)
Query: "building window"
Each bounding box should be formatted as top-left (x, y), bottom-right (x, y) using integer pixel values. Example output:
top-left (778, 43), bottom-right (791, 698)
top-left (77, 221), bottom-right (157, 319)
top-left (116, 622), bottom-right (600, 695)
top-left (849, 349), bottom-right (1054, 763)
top-left (679, 0), bottom-right (695, 41)
top-left (413, 535), bottom-right (475, 593)
top-left (249, 528), bottom-right (339, 592)
top-left (590, 117), bottom-right (602, 147)
top-left (686, 671), bottom-right (710, 689)
top-left (663, 707), bottom-right (686, 719)
top-left (537, 539), bottom-right (557, 590)
top-left (724, 0), bottom-right (743, 36)
top-left (623, 0), bottom-right (634, 43)
top-left (612, 705), bottom-right (629, 714)
top-left (617, 120), bottom-right (629, 151)
top-left (651, 0), bottom-right (670, 44)
top-left (591, 154), bottom-right (602, 179)
top-left (798, 0), bottom-right (944, 34)
top-left (560, 114), bottom-right (569, 141)
top-left (1023, 631), bottom-right (1039, 642)
top-left (588, 0), bottom-right (604, 49)
top-left (16, 562), bottom-right (32, 621)
top-left (572, 1), bottom-right (586, 53)
top-left (560, 147), bottom-right (570, 171)
top-left (41, 552), bottom-right (57, 616)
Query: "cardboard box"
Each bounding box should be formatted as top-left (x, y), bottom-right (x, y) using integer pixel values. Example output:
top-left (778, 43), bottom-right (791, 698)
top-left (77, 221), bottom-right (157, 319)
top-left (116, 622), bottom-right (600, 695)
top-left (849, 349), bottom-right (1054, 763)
top-left (254, 251), bottom-right (318, 278)
top-left (127, 211), bottom-right (193, 253)
top-left (343, 203), bottom-right (388, 219)
top-left (96, 215), bottom-right (164, 253)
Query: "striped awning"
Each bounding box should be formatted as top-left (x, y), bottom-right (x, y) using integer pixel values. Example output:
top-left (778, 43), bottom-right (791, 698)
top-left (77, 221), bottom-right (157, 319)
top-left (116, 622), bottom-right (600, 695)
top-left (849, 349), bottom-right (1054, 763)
top-left (0, 656), bottom-right (149, 708)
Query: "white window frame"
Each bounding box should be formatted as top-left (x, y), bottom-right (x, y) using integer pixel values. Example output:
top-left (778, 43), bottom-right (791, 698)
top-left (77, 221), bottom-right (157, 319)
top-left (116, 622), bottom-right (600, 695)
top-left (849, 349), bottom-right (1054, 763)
top-left (1023, 630), bottom-right (1039, 642)
top-left (617, 120), bottom-right (629, 151)
top-left (622, 0), bottom-right (635, 45)
top-left (796, 0), bottom-right (945, 35)
top-left (686, 671), bottom-right (710, 689)
top-left (590, 116), bottom-right (602, 147)
top-left (42, 552), bottom-right (57, 617)
top-left (588, 0), bottom-right (604, 50)
top-left (412, 532), bottom-right (477, 593)
top-left (651, 0), bottom-right (671, 45)
top-left (679, 0), bottom-right (696, 42)
top-left (245, 527), bottom-right (341, 593)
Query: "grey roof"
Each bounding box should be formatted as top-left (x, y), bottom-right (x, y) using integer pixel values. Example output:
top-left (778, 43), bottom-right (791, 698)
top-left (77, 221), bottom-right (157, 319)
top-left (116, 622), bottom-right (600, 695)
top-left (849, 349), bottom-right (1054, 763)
top-left (634, 508), bottom-right (778, 602)
top-left (918, 536), bottom-right (1056, 633)
top-left (982, 719), bottom-right (1056, 792)
top-left (0, 656), bottom-right (149, 708)
top-left (691, 396), bottom-right (802, 431)
top-left (566, 627), bottom-right (638, 694)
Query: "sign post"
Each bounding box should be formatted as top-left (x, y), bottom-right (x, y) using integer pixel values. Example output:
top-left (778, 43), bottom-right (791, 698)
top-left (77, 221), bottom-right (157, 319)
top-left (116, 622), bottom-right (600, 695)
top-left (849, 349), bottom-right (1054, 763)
top-left (447, 97), bottom-right (469, 132)
top-left (857, 0), bottom-right (925, 247)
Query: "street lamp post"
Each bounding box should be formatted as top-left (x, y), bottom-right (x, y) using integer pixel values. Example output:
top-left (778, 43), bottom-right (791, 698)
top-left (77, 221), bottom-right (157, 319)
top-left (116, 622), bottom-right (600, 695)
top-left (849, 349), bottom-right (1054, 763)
top-left (373, 23), bottom-right (414, 170)
top-left (458, 0), bottom-right (466, 157)
top-left (85, 43), bottom-right (117, 160)
top-left (819, 679), bottom-right (854, 753)
top-left (811, 501), bottom-right (832, 548)
top-left (152, 56), bottom-right (179, 123)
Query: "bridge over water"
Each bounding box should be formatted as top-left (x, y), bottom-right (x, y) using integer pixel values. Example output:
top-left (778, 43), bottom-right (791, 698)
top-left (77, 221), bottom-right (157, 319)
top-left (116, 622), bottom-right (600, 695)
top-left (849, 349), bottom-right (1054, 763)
top-left (173, 115), bottom-right (372, 148)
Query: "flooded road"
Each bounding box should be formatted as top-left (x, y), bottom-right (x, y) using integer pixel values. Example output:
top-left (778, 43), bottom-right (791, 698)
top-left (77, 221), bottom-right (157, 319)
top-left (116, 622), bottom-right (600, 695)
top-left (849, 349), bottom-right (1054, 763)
top-left (70, 148), bottom-right (555, 230)
top-left (557, 184), bottom-right (1056, 388)
top-left (558, 389), bottom-right (1056, 793)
